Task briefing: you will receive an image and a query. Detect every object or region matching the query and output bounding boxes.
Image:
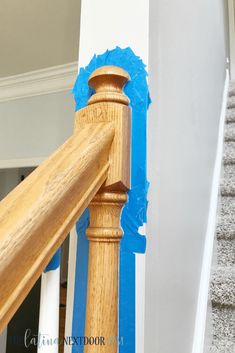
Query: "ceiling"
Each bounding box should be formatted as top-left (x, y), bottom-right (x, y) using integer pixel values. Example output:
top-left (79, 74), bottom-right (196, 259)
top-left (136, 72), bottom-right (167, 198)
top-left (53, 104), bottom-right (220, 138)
top-left (0, 0), bottom-right (81, 77)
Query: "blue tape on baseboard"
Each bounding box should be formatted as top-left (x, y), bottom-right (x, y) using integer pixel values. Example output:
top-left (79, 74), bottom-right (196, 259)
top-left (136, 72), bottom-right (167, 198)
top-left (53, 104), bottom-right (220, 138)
top-left (72, 46), bottom-right (150, 353)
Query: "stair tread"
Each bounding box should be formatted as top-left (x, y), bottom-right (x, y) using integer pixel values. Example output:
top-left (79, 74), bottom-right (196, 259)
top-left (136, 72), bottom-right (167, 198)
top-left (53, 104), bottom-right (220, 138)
top-left (228, 83), bottom-right (235, 97)
top-left (210, 267), bottom-right (235, 307)
top-left (221, 165), bottom-right (235, 196)
top-left (227, 96), bottom-right (235, 109)
top-left (217, 239), bottom-right (235, 267)
top-left (211, 306), bottom-right (235, 341)
top-left (217, 213), bottom-right (235, 240)
top-left (223, 141), bottom-right (235, 165)
top-left (209, 339), bottom-right (235, 353)
top-left (225, 122), bottom-right (235, 141)
top-left (216, 195), bottom-right (235, 239)
top-left (226, 108), bottom-right (235, 123)
top-left (220, 196), bottom-right (235, 216)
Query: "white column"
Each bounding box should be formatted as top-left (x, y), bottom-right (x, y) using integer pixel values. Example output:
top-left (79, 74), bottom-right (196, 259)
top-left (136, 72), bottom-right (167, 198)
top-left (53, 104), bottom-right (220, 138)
top-left (228, 0), bottom-right (235, 79)
top-left (37, 268), bottom-right (60, 353)
top-left (78, 2), bottom-right (149, 352)
top-left (78, 0), bottom-right (149, 66)
top-left (65, 1), bottom-right (150, 352)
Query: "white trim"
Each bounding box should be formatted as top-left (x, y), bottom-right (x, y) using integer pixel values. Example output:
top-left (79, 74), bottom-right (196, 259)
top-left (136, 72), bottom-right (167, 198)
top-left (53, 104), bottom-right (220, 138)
top-left (0, 62), bottom-right (78, 103)
top-left (0, 157), bottom-right (46, 169)
top-left (136, 251), bottom-right (146, 353)
top-left (38, 268), bottom-right (60, 353)
top-left (191, 69), bottom-right (230, 353)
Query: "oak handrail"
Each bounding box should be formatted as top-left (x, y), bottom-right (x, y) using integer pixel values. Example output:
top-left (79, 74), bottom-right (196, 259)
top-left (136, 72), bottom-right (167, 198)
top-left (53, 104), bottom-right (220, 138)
top-left (0, 65), bottom-right (130, 351)
top-left (0, 123), bottom-right (114, 331)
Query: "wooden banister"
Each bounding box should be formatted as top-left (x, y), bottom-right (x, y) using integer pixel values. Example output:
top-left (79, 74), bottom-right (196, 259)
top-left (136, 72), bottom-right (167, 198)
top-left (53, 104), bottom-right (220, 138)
top-left (0, 123), bottom-right (114, 331)
top-left (85, 192), bottom-right (127, 353)
top-left (80, 67), bottom-right (130, 353)
top-left (0, 65), bottom-right (131, 346)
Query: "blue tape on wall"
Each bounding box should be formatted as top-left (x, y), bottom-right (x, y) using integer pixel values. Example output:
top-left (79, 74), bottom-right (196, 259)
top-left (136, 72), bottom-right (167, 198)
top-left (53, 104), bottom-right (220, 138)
top-left (72, 46), bottom-right (150, 353)
top-left (44, 248), bottom-right (61, 272)
top-left (72, 209), bottom-right (90, 353)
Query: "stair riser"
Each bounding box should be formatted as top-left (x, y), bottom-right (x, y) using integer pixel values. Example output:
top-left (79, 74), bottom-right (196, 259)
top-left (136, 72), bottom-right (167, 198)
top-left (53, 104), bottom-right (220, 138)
top-left (229, 86), bottom-right (235, 97)
top-left (229, 82), bottom-right (235, 95)
top-left (217, 239), bottom-right (235, 267)
top-left (221, 188), bottom-right (235, 197)
top-left (209, 339), bottom-right (235, 353)
top-left (226, 108), bottom-right (235, 123)
top-left (217, 214), bottom-right (235, 240)
top-left (227, 96), bottom-right (235, 109)
top-left (220, 196), bottom-right (235, 216)
top-left (221, 164), bottom-right (235, 196)
top-left (212, 307), bottom-right (235, 341)
top-left (210, 269), bottom-right (235, 306)
top-left (225, 123), bottom-right (235, 142)
top-left (223, 141), bottom-right (235, 165)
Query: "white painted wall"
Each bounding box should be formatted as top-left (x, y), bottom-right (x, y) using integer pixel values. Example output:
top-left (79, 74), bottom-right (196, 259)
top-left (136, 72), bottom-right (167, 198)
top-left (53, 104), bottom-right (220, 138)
top-left (228, 0), bottom-right (235, 79)
top-left (78, 0), bottom-right (149, 66)
top-left (146, 1), bottom-right (227, 353)
top-left (0, 91), bottom-right (74, 161)
top-left (0, 90), bottom-right (74, 352)
top-left (0, 0), bottom-right (80, 77)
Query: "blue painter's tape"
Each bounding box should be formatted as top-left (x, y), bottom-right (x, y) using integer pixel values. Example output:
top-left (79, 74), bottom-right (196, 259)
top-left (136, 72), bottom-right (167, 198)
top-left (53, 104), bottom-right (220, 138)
top-left (72, 47), bottom-right (150, 353)
top-left (44, 248), bottom-right (61, 272)
top-left (71, 209), bottom-right (90, 353)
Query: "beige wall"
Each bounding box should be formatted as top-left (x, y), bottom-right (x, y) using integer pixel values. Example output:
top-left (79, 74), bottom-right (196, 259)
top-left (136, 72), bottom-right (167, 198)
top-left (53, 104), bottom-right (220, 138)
top-left (0, 0), bottom-right (81, 77)
top-left (0, 91), bottom-right (75, 161)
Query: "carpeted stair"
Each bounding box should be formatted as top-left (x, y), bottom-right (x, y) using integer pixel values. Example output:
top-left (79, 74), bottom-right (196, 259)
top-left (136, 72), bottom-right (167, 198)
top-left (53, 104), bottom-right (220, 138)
top-left (209, 83), bottom-right (235, 353)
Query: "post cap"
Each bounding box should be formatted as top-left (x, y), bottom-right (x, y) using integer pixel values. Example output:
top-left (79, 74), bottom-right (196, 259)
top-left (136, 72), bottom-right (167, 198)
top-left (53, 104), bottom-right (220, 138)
top-left (88, 65), bottom-right (130, 105)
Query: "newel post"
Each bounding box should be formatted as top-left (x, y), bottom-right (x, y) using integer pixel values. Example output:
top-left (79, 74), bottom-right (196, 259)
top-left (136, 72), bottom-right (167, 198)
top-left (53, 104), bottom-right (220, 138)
top-left (77, 66), bottom-right (131, 353)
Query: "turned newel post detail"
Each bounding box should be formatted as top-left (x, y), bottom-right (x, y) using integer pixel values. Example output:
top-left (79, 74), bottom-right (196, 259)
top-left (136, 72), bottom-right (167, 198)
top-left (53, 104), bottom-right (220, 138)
top-left (75, 66), bottom-right (130, 353)
top-left (85, 192), bottom-right (127, 353)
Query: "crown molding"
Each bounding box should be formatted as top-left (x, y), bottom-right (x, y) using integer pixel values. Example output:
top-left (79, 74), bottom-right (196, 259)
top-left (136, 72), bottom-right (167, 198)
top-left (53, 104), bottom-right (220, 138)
top-left (0, 62), bottom-right (78, 103)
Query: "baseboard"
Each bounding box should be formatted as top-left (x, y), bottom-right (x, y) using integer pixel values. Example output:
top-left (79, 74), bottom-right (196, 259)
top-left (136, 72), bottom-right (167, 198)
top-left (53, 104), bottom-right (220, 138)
top-left (191, 69), bottom-right (230, 353)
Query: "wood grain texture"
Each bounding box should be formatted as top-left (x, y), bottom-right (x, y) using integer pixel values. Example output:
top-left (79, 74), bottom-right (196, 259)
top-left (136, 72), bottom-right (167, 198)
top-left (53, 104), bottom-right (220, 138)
top-left (0, 122), bottom-right (114, 332)
top-left (75, 66), bottom-right (131, 191)
top-left (88, 66), bottom-right (130, 106)
top-left (83, 66), bottom-right (131, 353)
top-left (0, 65), bottom-right (131, 351)
top-left (85, 192), bottom-right (127, 353)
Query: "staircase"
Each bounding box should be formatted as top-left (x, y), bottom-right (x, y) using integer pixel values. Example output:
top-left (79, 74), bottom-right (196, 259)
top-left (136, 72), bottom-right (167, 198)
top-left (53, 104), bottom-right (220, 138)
top-left (209, 83), bottom-right (235, 352)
